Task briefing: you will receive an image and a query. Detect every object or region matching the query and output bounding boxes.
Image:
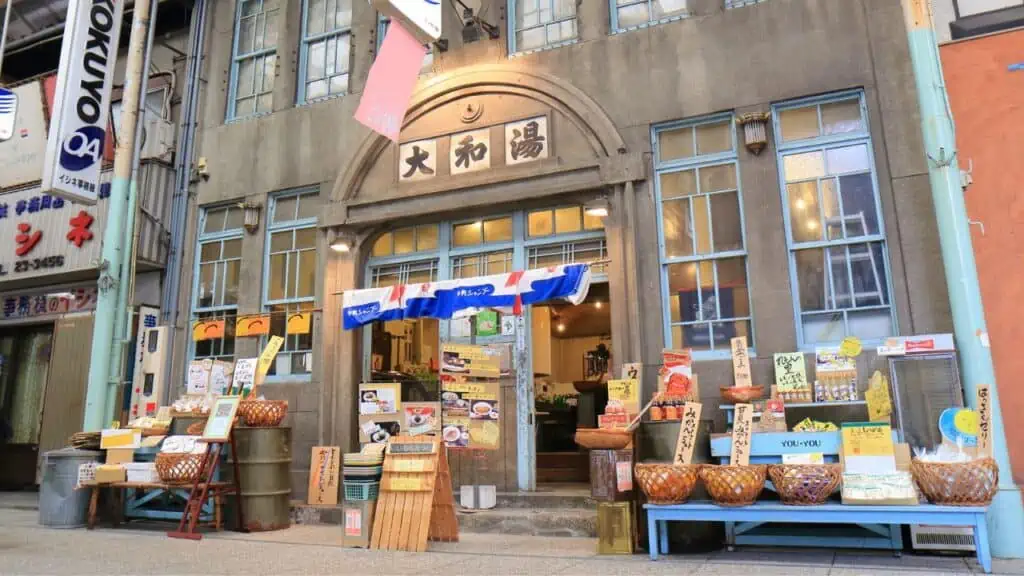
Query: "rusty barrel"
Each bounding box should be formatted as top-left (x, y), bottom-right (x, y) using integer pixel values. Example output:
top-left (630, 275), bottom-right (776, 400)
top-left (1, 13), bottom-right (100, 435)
top-left (226, 426), bottom-right (292, 532)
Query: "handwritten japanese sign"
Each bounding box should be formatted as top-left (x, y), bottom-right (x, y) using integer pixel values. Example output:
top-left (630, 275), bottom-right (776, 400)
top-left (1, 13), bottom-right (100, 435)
top-left (730, 336), bottom-right (752, 388)
top-left (607, 379), bottom-right (640, 415)
top-left (307, 446), bottom-right (340, 506)
top-left (449, 128), bottom-right (490, 175)
top-left (773, 352), bottom-right (808, 392)
top-left (231, 358), bottom-right (257, 396)
top-left (841, 422), bottom-right (896, 474)
top-left (621, 362), bottom-right (642, 382)
top-left (673, 402), bottom-right (703, 465)
top-left (505, 116), bottom-right (549, 166)
top-left (398, 138), bottom-right (437, 182)
top-left (186, 359), bottom-right (212, 395)
top-left (977, 384), bottom-right (992, 458)
top-left (730, 403), bottom-right (754, 466)
top-left (865, 370), bottom-right (892, 422)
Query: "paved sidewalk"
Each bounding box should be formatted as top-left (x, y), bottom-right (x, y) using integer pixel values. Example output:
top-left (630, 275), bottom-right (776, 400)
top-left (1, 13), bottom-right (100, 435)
top-left (2, 507), bottom-right (1023, 575)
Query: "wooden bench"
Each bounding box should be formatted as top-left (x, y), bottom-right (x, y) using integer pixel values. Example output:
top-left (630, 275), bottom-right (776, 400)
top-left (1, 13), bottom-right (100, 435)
top-left (644, 502), bottom-right (992, 574)
top-left (87, 481), bottom-right (233, 530)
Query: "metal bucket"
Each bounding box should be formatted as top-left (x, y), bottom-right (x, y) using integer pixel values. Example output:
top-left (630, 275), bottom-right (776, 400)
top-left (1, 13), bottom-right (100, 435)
top-left (227, 426), bottom-right (292, 532)
top-left (38, 448), bottom-right (102, 528)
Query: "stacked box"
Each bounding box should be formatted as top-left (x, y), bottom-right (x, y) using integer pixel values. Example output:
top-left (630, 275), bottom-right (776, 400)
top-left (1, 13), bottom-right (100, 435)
top-left (589, 449), bottom-right (634, 501)
top-left (342, 500), bottom-right (377, 548)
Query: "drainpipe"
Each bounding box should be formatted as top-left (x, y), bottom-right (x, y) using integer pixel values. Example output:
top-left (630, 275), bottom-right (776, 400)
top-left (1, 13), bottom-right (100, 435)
top-left (902, 0), bottom-right (1024, 558)
top-left (82, 0), bottom-right (153, 431)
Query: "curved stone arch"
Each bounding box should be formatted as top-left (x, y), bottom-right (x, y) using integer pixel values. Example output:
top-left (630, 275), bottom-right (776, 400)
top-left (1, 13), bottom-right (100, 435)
top-left (331, 66), bottom-right (628, 203)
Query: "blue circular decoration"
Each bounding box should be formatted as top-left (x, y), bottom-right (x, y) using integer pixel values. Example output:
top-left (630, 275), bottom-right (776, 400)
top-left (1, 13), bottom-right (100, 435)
top-left (938, 407), bottom-right (978, 448)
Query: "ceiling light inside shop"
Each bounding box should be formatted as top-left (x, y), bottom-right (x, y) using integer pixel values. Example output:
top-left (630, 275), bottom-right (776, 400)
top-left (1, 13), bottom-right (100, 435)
top-left (556, 323), bottom-right (566, 333)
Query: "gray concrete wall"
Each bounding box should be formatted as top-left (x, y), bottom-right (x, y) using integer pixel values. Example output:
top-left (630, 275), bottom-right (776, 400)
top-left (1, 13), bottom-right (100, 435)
top-left (173, 0), bottom-right (953, 494)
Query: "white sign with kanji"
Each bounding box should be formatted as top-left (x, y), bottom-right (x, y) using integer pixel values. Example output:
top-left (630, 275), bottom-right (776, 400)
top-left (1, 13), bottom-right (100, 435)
top-left (449, 128), bottom-right (490, 175)
top-left (398, 138), bottom-right (437, 182)
top-left (505, 116), bottom-right (549, 166)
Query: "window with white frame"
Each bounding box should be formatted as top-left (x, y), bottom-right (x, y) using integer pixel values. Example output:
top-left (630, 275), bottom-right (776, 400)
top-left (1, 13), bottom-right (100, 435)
top-left (654, 115), bottom-right (753, 355)
top-left (526, 205), bottom-right (608, 274)
top-left (299, 0), bottom-right (352, 103)
top-left (773, 91), bottom-right (894, 347)
top-left (229, 0), bottom-right (280, 120)
top-left (376, 14), bottom-right (434, 73)
top-left (192, 206), bottom-right (245, 361)
top-left (263, 190), bottom-right (319, 377)
top-left (509, 0), bottom-right (578, 54)
top-left (611, 0), bottom-right (689, 32)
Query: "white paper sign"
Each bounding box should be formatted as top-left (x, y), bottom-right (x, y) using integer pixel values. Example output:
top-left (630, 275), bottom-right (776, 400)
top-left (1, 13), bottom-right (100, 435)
top-left (186, 359), bottom-right (212, 395)
top-left (210, 361), bottom-right (233, 396)
top-left (232, 358), bottom-right (257, 395)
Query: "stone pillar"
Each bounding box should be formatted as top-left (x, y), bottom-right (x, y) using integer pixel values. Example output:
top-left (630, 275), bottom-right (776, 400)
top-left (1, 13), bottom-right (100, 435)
top-left (273, 0), bottom-right (302, 111)
top-left (321, 231), bottom-right (364, 451)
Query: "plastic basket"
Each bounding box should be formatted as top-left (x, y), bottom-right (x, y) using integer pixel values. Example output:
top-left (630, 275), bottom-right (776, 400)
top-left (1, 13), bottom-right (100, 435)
top-left (344, 481), bottom-right (380, 501)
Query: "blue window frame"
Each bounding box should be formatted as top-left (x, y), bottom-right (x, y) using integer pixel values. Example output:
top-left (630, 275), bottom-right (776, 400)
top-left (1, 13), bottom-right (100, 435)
top-left (191, 205), bottom-right (245, 361)
top-left (610, 0), bottom-right (689, 33)
top-left (653, 114), bottom-right (753, 358)
top-left (262, 189), bottom-right (319, 379)
top-left (508, 0), bottom-right (578, 55)
top-left (228, 0), bottom-right (280, 120)
top-left (725, 0), bottom-right (767, 8)
top-left (299, 0), bottom-right (352, 103)
top-left (773, 90), bottom-right (895, 348)
top-left (376, 14), bottom-right (434, 73)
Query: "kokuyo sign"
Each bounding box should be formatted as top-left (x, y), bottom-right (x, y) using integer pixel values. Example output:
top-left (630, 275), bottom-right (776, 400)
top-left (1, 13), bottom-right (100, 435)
top-left (41, 0), bottom-right (124, 205)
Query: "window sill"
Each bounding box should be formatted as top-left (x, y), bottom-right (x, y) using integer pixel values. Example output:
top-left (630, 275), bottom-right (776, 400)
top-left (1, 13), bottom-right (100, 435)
top-left (298, 92), bottom-right (348, 107)
top-left (225, 111), bottom-right (273, 125)
top-left (509, 38), bottom-right (580, 59)
top-left (611, 13), bottom-right (690, 35)
top-left (690, 348), bottom-right (755, 362)
top-left (261, 374), bottom-right (313, 385)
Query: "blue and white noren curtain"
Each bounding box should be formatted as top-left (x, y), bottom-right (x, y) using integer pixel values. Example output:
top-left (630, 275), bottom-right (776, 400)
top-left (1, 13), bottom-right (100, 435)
top-left (341, 263), bottom-right (592, 330)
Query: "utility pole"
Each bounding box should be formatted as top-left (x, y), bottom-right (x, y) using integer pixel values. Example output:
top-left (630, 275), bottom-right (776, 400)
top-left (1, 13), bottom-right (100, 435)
top-left (902, 0), bottom-right (1024, 559)
top-left (82, 0), bottom-right (154, 431)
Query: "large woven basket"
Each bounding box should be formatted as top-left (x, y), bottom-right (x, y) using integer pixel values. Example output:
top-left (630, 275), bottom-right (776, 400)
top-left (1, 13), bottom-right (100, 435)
top-left (155, 452), bottom-right (204, 483)
top-left (768, 464), bottom-right (841, 505)
top-left (634, 463), bottom-right (700, 505)
top-left (238, 399), bottom-right (288, 427)
top-left (699, 464), bottom-right (767, 506)
top-left (911, 458), bottom-right (998, 506)
top-left (575, 428), bottom-right (632, 450)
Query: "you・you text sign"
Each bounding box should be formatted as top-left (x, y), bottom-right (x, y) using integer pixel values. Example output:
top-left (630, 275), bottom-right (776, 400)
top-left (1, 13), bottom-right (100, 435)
top-left (41, 0), bottom-right (125, 205)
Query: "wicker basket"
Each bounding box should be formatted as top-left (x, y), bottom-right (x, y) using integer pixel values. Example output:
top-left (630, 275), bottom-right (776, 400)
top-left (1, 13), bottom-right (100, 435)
top-left (238, 399), bottom-right (288, 427)
top-left (185, 420), bottom-right (206, 435)
top-left (768, 464), bottom-right (841, 505)
top-left (574, 428), bottom-right (632, 450)
top-left (911, 458), bottom-right (999, 506)
top-left (699, 464), bottom-right (767, 506)
top-left (634, 463), bottom-right (700, 504)
top-left (720, 386), bottom-right (764, 404)
top-left (139, 426), bottom-right (170, 437)
top-left (155, 452), bottom-right (205, 483)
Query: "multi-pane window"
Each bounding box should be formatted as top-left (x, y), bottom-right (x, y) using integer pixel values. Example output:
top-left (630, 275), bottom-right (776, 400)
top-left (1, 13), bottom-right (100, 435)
top-left (774, 91), bottom-right (893, 346)
top-left (192, 206), bottom-right (244, 361)
top-left (376, 15), bottom-right (434, 74)
top-left (451, 251), bottom-right (514, 279)
top-left (263, 190), bottom-right (319, 377)
top-left (229, 0), bottom-right (279, 120)
top-left (654, 115), bottom-right (752, 355)
top-left (611, 0), bottom-right (689, 32)
top-left (526, 205), bottom-right (608, 274)
top-left (452, 217), bottom-right (514, 247)
top-left (370, 259), bottom-right (440, 287)
top-left (509, 0), bottom-right (577, 54)
top-left (299, 0), bottom-right (352, 102)
top-left (371, 225), bottom-right (439, 257)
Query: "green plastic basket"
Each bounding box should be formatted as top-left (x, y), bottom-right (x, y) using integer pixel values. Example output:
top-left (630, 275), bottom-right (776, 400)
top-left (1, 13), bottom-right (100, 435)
top-left (344, 481), bottom-right (379, 501)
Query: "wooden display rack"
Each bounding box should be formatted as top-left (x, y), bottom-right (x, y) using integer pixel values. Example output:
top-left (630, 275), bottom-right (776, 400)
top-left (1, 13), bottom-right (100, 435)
top-left (370, 436), bottom-right (458, 552)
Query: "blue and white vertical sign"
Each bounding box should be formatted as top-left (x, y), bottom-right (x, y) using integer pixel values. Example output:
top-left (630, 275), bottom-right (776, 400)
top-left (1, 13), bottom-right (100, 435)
top-left (41, 0), bottom-right (124, 205)
top-left (0, 88), bottom-right (16, 142)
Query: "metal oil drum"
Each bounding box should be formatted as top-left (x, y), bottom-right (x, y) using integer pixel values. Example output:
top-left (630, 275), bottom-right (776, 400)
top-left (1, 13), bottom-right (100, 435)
top-left (226, 426), bottom-right (292, 532)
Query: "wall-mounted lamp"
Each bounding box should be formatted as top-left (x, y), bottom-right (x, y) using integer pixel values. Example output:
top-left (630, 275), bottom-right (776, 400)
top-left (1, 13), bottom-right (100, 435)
top-left (330, 229), bottom-right (356, 253)
top-left (737, 112), bottom-right (771, 155)
top-left (242, 202), bottom-right (262, 234)
top-left (584, 197), bottom-right (610, 218)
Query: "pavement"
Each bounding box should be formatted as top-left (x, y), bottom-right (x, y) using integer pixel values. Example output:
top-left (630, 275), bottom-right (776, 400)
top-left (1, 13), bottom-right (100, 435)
top-left (3, 494), bottom-right (1024, 575)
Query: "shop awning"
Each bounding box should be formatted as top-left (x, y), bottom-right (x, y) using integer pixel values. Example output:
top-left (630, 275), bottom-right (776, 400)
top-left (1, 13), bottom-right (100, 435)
top-left (342, 263), bottom-right (592, 330)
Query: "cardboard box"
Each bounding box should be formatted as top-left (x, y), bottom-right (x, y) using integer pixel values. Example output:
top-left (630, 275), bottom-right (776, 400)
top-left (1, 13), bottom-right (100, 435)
top-left (123, 463), bottom-right (160, 483)
top-left (100, 429), bottom-right (142, 450)
top-left (105, 448), bottom-right (135, 464)
top-left (94, 465), bottom-right (126, 484)
top-left (342, 500), bottom-right (377, 548)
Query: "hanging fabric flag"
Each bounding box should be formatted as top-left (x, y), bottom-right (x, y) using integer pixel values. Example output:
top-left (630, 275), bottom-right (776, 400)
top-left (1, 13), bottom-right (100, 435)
top-left (353, 21), bottom-right (426, 141)
top-left (287, 312), bottom-right (312, 335)
top-left (236, 314), bottom-right (272, 337)
top-left (192, 319), bottom-right (226, 341)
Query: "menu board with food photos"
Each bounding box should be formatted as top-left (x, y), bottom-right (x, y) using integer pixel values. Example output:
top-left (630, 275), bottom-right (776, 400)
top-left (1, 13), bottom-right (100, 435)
top-left (440, 343), bottom-right (501, 450)
top-left (441, 344), bottom-right (501, 378)
top-left (358, 383), bottom-right (402, 444)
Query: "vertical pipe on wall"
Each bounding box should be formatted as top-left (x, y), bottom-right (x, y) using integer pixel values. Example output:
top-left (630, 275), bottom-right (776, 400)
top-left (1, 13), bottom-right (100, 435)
top-left (902, 0), bottom-right (1024, 558)
top-left (82, 0), bottom-right (154, 431)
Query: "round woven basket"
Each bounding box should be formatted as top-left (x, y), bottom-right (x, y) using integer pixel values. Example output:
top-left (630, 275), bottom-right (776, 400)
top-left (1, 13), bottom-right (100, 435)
top-left (155, 452), bottom-right (204, 483)
top-left (720, 386), bottom-right (764, 403)
top-left (768, 464), bottom-right (841, 505)
top-left (699, 464), bottom-right (767, 506)
top-left (574, 428), bottom-right (632, 450)
top-left (911, 458), bottom-right (998, 506)
top-left (238, 399), bottom-right (288, 427)
top-left (634, 463), bottom-right (700, 504)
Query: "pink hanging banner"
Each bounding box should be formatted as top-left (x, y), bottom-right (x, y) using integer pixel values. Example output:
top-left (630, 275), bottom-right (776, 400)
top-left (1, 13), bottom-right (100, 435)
top-left (354, 21), bottom-right (426, 142)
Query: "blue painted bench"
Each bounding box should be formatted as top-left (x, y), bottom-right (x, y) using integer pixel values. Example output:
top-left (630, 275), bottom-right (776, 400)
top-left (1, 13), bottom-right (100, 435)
top-left (644, 502), bottom-right (992, 574)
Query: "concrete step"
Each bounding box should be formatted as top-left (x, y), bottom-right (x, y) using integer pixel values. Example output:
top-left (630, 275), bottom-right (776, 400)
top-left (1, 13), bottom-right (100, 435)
top-left (495, 490), bottom-right (596, 509)
top-left (456, 507), bottom-right (597, 538)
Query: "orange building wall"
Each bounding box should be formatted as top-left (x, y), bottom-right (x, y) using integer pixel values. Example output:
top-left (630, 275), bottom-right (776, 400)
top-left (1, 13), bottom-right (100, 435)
top-left (941, 29), bottom-right (1024, 484)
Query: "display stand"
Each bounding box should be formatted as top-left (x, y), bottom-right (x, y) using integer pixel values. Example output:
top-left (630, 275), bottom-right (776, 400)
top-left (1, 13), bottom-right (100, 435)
top-left (167, 433), bottom-right (244, 540)
top-left (370, 436), bottom-right (458, 552)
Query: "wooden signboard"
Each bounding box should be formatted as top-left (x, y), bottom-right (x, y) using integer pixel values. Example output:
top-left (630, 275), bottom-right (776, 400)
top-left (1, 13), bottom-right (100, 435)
top-left (729, 403), bottom-right (754, 466)
top-left (977, 384), bottom-right (992, 458)
top-left (308, 446), bottom-right (341, 506)
top-left (730, 337), bottom-right (752, 388)
top-left (371, 436), bottom-right (458, 552)
top-left (673, 402), bottom-right (702, 465)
